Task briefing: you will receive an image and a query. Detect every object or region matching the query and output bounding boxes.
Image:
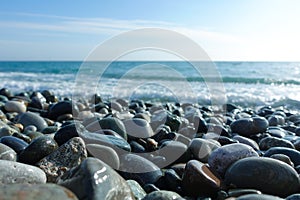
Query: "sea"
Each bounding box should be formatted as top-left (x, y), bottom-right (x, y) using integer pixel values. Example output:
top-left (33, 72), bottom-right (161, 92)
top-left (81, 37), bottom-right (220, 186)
top-left (1, 61), bottom-right (300, 109)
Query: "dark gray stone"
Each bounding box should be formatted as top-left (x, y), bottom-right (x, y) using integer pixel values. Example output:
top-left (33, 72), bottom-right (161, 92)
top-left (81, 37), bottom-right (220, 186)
top-left (259, 136), bottom-right (295, 150)
top-left (57, 157), bottom-right (134, 200)
top-left (264, 147), bottom-right (300, 166)
top-left (225, 157), bottom-right (300, 197)
top-left (230, 117), bottom-right (268, 136)
top-left (15, 112), bottom-right (48, 131)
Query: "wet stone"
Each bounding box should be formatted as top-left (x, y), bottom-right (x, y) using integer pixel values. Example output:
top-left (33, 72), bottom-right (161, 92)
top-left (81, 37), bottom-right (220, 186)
top-left (264, 147), bottom-right (300, 166)
top-left (57, 157), bottom-right (134, 200)
top-left (142, 190), bottom-right (183, 200)
top-left (208, 143), bottom-right (259, 177)
top-left (86, 143), bottom-right (120, 169)
top-left (230, 117), bottom-right (269, 136)
top-left (48, 101), bottom-right (79, 120)
top-left (182, 160), bottom-right (220, 197)
top-left (127, 180), bottom-right (147, 200)
top-left (233, 135), bottom-right (260, 151)
top-left (0, 143), bottom-right (17, 161)
top-left (270, 154), bottom-right (294, 166)
top-left (36, 137), bottom-right (87, 183)
top-left (189, 138), bottom-right (221, 163)
top-left (0, 160), bottom-right (46, 184)
top-left (225, 157), bottom-right (300, 197)
top-left (118, 154), bottom-right (162, 186)
top-left (259, 136), bottom-right (295, 150)
top-left (0, 136), bottom-right (28, 154)
top-left (0, 184), bottom-right (78, 200)
top-left (18, 136), bottom-right (58, 165)
top-left (15, 112), bottom-right (48, 131)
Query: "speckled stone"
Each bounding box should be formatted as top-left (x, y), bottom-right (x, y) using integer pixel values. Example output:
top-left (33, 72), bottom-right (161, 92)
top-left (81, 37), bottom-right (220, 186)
top-left (0, 184), bottom-right (78, 200)
top-left (126, 180), bottom-right (147, 200)
top-left (36, 137), bottom-right (87, 182)
top-left (0, 143), bottom-right (17, 161)
top-left (15, 112), bottom-right (48, 131)
top-left (208, 143), bottom-right (259, 177)
top-left (225, 157), bottom-right (300, 197)
top-left (142, 190), bottom-right (183, 200)
top-left (86, 144), bottom-right (120, 169)
top-left (0, 160), bottom-right (46, 184)
top-left (230, 117), bottom-right (269, 136)
top-left (188, 138), bottom-right (221, 163)
top-left (182, 160), bottom-right (220, 197)
top-left (4, 100), bottom-right (26, 113)
top-left (57, 157), bottom-right (134, 200)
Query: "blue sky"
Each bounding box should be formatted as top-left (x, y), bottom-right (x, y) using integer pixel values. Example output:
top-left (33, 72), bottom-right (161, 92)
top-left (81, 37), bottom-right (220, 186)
top-left (0, 0), bottom-right (300, 61)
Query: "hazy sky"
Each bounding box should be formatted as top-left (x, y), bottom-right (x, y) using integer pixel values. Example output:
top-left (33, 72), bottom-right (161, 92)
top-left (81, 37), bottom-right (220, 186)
top-left (1, 0), bottom-right (300, 61)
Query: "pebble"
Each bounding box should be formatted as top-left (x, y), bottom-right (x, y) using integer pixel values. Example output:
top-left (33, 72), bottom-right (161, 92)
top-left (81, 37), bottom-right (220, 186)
top-left (15, 112), bottom-right (48, 131)
top-left (286, 194), bottom-right (300, 200)
top-left (4, 100), bottom-right (26, 113)
top-left (230, 117), bottom-right (269, 136)
top-left (0, 184), bottom-right (79, 200)
top-left (188, 138), bottom-right (221, 163)
top-left (182, 160), bottom-right (220, 197)
top-left (118, 154), bottom-right (162, 186)
top-left (48, 101), bottom-right (79, 120)
top-left (36, 137), bottom-right (87, 182)
top-left (57, 157), bottom-right (134, 200)
top-left (18, 136), bottom-right (58, 164)
top-left (270, 154), bottom-right (294, 166)
top-left (54, 123), bottom-right (84, 145)
top-left (124, 118), bottom-right (154, 139)
top-left (127, 180), bottom-right (147, 200)
top-left (86, 117), bottom-right (127, 140)
top-left (264, 147), bottom-right (300, 166)
top-left (236, 194), bottom-right (284, 200)
top-left (0, 143), bottom-right (17, 161)
top-left (232, 135), bottom-right (260, 151)
top-left (225, 157), bottom-right (300, 197)
top-left (259, 136), bottom-right (295, 150)
top-left (0, 136), bottom-right (28, 154)
top-left (86, 143), bottom-right (120, 169)
top-left (0, 160), bottom-right (46, 184)
top-left (208, 143), bottom-right (259, 177)
top-left (142, 190), bottom-right (183, 200)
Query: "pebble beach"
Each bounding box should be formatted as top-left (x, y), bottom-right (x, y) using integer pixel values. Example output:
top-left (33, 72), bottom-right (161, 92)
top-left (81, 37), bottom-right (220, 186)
top-left (1, 87), bottom-right (300, 200)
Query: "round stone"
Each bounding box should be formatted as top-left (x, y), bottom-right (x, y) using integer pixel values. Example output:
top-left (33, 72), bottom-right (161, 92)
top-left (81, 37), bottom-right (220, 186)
top-left (230, 117), bottom-right (269, 136)
top-left (48, 101), bottom-right (79, 120)
top-left (18, 136), bottom-right (58, 164)
top-left (259, 136), bottom-right (295, 150)
top-left (0, 143), bottom-right (17, 161)
top-left (182, 160), bottom-right (220, 196)
top-left (0, 160), bottom-right (46, 184)
top-left (4, 100), bottom-right (26, 113)
top-left (225, 157), bottom-right (300, 197)
top-left (208, 143), bottom-right (259, 177)
top-left (0, 136), bottom-right (28, 154)
top-left (264, 147), bottom-right (300, 166)
top-left (123, 118), bottom-right (154, 139)
top-left (15, 112), bottom-right (48, 131)
top-left (188, 138), bottom-right (221, 163)
top-left (118, 154), bottom-right (162, 186)
top-left (86, 144), bottom-right (120, 169)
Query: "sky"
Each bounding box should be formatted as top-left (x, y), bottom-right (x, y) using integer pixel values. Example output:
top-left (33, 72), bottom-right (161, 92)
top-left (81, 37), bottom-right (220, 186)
top-left (0, 0), bottom-right (300, 61)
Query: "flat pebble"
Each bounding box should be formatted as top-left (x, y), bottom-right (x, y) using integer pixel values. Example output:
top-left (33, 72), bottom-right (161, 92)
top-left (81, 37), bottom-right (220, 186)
top-left (0, 136), bottom-right (28, 154)
top-left (48, 101), bottom-right (79, 120)
top-left (0, 143), bottom-right (16, 161)
top-left (208, 143), bottom-right (259, 177)
top-left (0, 160), bottom-right (46, 184)
top-left (225, 157), bottom-right (300, 197)
top-left (230, 117), bottom-right (269, 136)
top-left (15, 112), bottom-right (48, 131)
top-left (259, 136), bottom-right (295, 150)
top-left (4, 100), bottom-right (26, 113)
top-left (0, 184), bottom-right (78, 200)
top-left (36, 137), bottom-right (87, 182)
top-left (57, 157), bottom-right (134, 200)
top-left (124, 118), bottom-right (154, 139)
top-left (233, 135), bottom-right (260, 150)
top-left (264, 147), bottom-right (300, 166)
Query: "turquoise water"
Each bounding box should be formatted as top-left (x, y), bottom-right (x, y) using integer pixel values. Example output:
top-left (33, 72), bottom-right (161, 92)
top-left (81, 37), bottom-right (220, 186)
top-left (1, 61), bottom-right (300, 108)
